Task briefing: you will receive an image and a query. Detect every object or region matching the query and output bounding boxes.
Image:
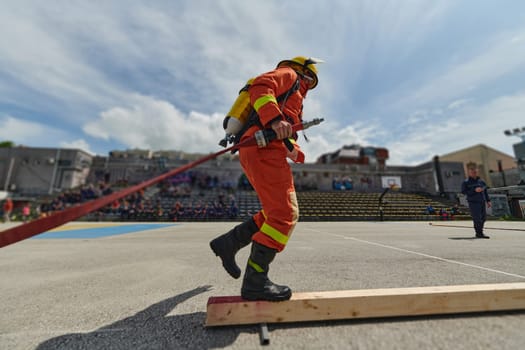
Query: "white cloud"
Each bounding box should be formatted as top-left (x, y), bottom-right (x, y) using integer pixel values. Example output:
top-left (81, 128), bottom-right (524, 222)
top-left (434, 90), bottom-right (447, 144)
top-left (59, 139), bottom-right (94, 155)
top-left (83, 93), bottom-right (382, 163)
top-left (384, 91), bottom-right (525, 165)
top-left (0, 1), bottom-right (316, 120)
top-left (86, 88), bottom-right (521, 167)
top-left (0, 115), bottom-right (94, 153)
top-left (83, 94), bottom-right (224, 153)
top-left (447, 99), bottom-right (470, 110)
top-left (299, 119), bottom-right (384, 162)
top-left (453, 92), bottom-right (525, 153)
top-left (0, 6), bottom-right (124, 117)
top-left (1, 0), bottom-right (525, 168)
top-left (388, 27), bottom-right (525, 110)
top-left (0, 116), bottom-right (61, 144)
top-left (386, 119), bottom-right (462, 165)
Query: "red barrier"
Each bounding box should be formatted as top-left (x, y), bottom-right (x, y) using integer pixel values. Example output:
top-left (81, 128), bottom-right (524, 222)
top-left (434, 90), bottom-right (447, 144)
top-left (0, 119), bottom-right (323, 248)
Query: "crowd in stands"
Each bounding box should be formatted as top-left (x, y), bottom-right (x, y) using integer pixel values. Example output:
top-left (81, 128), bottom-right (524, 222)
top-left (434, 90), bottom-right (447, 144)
top-left (424, 203), bottom-right (462, 220)
top-left (332, 176), bottom-right (353, 190)
top-left (2, 169), bottom-right (471, 224)
top-left (158, 171), bottom-right (236, 196)
top-left (1, 171), bottom-right (241, 223)
top-left (1, 200), bottom-right (32, 223)
top-left (89, 171), bottom-right (241, 221)
top-left (95, 190), bottom-right (239, 222)
top-left (38, 183), bottom-right (113, 218)
top-left (165, 193), bottom-right (239, 221)
top-left (1, 183), bottom-right (114, 222)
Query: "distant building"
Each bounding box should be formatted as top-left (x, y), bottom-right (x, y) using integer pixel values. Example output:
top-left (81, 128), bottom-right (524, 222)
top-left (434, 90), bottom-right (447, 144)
top-left (87, 148), bottom-right (239, 185)
top-left (513, 141), bottom-right (525, 184)
top-left (109, 149), bottom-right (153, 160)
top-left (439, 144), bottom-right (516, 186)
top-left (0, 147), bottom-right (92, 196)
top-left (316, 144), bottom-right (389, 170)
top-left (0, 142), bottom-right (516, 203)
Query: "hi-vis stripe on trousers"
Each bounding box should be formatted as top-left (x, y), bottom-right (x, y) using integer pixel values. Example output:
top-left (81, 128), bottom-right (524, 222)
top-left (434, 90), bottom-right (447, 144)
top-left (239, 141), bottom-right (299, 252)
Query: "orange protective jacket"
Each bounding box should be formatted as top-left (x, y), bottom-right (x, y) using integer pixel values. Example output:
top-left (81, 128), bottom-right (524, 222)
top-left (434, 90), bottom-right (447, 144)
top-left (238, 66), bottom-right (310, 251)
top-left (243, 67), bottom-right (308, 163)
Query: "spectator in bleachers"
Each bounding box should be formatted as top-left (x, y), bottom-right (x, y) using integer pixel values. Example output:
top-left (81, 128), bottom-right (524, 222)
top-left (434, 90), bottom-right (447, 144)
top-left (183, 202), bottom-right (194, 218)
top-left (142, 200), bottom-right (153, 220)
top-left (360, 176), bottom-right (371, 190)
top-left (168, 205), bottom-right (178, 221)
top-left (450, 203), bottom-right (460, 218)
top-left (342, 176), bottom-right (353, 190)
top-left (119, 200), bottom-right (130, 220)
top-left (439, 208), bottom-right (449, 220)
top-left (193, 200), bottom-right (205, 218)
top-left (212, 200), bottom-right (224, 218)
top-left (238, 174), bottom-right (253, 190)
top-left (39, 201), bottom-right (52, 218)
top-left (332, 176), bottom-right (342, 190)
top-left (220, 174), bottom-right (235, 191)
top-left (22, 203), bottom-right (31, 223)
top-left (229, 194), bottom-right (239, 218)
top-left (425, 204), bottom-right (436, 215)
top-left (154, 203), bottom-right (164, 221)
top-left (128, 203), bottom-right (137, 220)
top-left (110, 200), bottom-right (120, 214)
top-left (2, 197), bottom-right (13, 223)
top-left (218, 192), bottom-right (226, 207)
top-left (332, 176), bottom-right (353, 190)
top-left (52, 197), bottom-right (65, 211)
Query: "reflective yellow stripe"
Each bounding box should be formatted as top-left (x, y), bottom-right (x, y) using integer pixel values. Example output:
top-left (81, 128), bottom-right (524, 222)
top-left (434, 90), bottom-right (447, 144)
top-left (290, 191), bottom-right (299, 224)
top-left (253, 95), bottom-right (277, 112)
top-left (288, 138), bottom-right (296, 145)
top-left (260, 223), bottom-right (289, 245)
top-left (248, 259), bottom-right (264, 272)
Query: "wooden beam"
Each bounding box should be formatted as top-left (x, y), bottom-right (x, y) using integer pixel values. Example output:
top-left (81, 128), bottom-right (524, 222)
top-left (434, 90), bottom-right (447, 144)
top-left (205, 283), bottom-right (525, 326)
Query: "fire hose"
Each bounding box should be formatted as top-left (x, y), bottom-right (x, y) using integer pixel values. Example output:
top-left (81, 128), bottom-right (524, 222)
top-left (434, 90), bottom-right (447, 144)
top-left (0, 118), bottom-right (324, 248)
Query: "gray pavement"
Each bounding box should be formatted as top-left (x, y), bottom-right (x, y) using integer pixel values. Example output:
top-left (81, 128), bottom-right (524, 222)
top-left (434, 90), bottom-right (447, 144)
top-left (1, 221), bottom-right (525, 349)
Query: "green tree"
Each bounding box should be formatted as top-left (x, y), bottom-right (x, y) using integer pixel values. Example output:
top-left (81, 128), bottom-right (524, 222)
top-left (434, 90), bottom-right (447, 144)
top-left (0, 141), bottom-right (15, 148)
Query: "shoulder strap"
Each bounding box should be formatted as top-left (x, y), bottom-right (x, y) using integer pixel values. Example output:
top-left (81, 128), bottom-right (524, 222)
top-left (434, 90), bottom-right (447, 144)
top-left (276, 78), bottom-right (300, 104)
top-left (233, 77), bottom-right (300, 146)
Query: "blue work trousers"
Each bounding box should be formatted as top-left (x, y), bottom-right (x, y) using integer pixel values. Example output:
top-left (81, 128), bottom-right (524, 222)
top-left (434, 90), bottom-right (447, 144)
top-left (468, 201), bottom-right (486, 235)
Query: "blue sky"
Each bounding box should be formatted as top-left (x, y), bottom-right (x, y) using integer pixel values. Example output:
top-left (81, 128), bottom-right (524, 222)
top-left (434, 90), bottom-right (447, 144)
top-left (1, 1), bottom-right (524, 165)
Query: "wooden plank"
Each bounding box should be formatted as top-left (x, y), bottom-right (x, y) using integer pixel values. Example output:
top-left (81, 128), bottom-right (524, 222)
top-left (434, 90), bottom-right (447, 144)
top-left (205, 283), bottom-right (525, 326)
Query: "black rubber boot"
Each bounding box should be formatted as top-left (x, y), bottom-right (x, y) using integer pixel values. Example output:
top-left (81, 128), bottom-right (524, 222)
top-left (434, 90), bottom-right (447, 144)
top-left (210, 218), bottom-right (259, 279)
top-left (241, 242), bottom-right (292, 301)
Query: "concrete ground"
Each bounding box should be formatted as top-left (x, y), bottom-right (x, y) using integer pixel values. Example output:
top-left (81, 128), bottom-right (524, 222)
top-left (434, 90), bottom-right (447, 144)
top-left (1, 221), bottom-right (524, 350)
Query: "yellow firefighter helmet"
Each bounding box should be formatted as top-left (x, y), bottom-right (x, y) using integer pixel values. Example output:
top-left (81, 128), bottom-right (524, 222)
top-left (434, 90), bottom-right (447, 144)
top-left (277, 56), bottom-right (323, 89)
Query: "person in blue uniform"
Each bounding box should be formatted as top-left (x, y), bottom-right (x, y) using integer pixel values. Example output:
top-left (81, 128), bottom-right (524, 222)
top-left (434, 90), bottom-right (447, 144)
top-left (461, 166), bottom-right (492, 238)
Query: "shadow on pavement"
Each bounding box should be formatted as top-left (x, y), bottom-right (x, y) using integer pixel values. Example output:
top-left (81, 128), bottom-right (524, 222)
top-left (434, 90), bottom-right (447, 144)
top-left (37, 285), bottom-right (253, 350)
top-left (448, 237), bottom-right (478, 240)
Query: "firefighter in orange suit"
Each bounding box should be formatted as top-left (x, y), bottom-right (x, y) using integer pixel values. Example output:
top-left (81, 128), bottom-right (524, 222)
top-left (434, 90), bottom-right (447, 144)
top-left (210, 56), bottom-right (322, 301)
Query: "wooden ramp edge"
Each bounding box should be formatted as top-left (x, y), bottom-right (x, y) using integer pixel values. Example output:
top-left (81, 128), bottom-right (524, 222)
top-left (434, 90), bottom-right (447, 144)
top-left (205, 283), bottom-right (525, 326)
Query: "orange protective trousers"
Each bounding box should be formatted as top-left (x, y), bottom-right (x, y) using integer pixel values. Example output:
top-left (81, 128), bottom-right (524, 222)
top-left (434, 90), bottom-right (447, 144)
top-left (239, 141), bottom-right (299, 252)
